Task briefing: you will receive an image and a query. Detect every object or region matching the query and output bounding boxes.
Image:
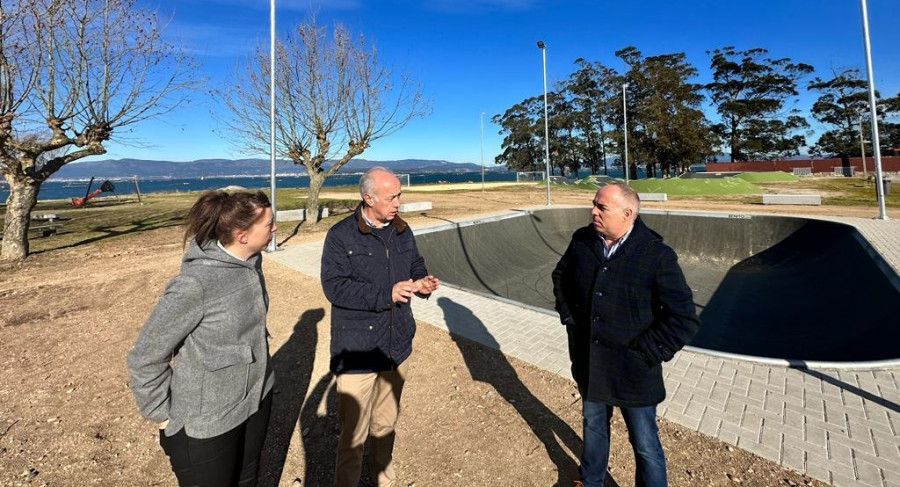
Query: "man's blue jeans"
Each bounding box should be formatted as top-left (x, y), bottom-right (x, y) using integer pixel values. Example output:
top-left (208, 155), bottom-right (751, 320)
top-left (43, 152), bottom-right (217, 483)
top-left (580, 400), bottom-right (667, 487)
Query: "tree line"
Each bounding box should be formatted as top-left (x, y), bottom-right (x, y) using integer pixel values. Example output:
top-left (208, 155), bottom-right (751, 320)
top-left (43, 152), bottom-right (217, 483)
top-left (493, 46), bottom-right (900, 178)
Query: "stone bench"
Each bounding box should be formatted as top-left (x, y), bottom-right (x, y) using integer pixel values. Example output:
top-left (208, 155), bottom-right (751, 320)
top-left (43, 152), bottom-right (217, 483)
top-left (762, 194), bottom-right (821, 205)
top-left (0, 225), bottom-right (58, 240)
top-left (275, 207), bottom-right (330, 222)
top-left (638, 193), bottom-right (667, 202)
top-left (398, 201), bottom-right (432, 213)
top-left (0, 217), bottom-right (62, 240)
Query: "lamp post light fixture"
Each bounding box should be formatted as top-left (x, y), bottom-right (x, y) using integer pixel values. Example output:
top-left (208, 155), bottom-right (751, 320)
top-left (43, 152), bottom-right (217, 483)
top-left (859, 0), bottom-right (887, 219)
top-left (622, 82), bottom-right (630, 185)
top-left (537, 40), bottom-right (551, 206)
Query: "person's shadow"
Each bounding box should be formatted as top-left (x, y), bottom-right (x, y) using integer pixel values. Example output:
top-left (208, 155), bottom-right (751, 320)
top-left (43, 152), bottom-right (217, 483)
top-left (297, 370), bottom-right (340, 486)
top-left (259, 308), bottom-right (331, 487)
top-left (438, 297), bottom-right (619, 486)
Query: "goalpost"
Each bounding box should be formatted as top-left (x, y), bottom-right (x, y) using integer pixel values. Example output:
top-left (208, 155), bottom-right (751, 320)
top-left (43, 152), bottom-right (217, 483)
top-left (396, 173), bottom-right (411, 188)
top-left (516, 171), bottom-right (545, 183)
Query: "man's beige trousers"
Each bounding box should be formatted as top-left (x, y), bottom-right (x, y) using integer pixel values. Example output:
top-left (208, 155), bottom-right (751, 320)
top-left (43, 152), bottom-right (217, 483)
top-left (334, 360), bottom-right (409, 487)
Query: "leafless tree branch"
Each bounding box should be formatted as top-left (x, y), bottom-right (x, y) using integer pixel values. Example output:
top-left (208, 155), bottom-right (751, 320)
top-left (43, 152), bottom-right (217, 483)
top-left (219, 15), bottom-right (429, 219)
top-left (1, 0), bottom-right (199, 260)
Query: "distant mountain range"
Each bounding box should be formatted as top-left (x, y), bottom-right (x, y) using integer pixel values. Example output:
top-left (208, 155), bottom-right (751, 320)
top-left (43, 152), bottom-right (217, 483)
top-left (50, 158), bottom-right (497, 180)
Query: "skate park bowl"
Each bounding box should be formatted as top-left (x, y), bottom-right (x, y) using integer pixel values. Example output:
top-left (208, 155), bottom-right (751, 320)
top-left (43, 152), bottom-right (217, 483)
top-left (415, 208), bottom-right (900, 366)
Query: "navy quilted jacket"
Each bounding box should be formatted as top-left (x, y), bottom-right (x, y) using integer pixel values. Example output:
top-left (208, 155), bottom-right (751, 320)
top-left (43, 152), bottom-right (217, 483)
top-left (552, 217), bottom-right (700, 407)
top-left (321, 205), bottom-right (428, 374)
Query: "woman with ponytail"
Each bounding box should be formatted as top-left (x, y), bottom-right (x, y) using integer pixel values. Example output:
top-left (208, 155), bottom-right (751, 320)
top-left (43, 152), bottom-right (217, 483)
top-left (127, 190), bottom-right (277, 486)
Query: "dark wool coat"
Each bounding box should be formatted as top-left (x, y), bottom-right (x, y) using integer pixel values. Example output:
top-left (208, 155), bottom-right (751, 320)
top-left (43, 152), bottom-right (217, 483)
top-left (552, 217), bottom-right (699, 407)
top-left (321, 204), bottom-right (428, 374)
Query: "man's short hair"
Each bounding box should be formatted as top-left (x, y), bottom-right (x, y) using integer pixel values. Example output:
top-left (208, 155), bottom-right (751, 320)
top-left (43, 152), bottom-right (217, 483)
top-left (608, 182), bottom-right (640, 217)
top-left (359, 166), bottom-right (396, 201)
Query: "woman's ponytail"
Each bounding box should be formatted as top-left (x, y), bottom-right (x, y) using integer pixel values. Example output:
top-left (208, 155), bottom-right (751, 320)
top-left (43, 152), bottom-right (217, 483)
top-left (183, 190), bottom-right (271, 249)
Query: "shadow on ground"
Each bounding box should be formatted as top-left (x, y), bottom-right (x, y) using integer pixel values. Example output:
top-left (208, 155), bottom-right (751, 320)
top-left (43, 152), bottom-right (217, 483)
top-left (260, 308), bottom-right (339, 487)
top-left (438, 296), bottom-right (620, 487)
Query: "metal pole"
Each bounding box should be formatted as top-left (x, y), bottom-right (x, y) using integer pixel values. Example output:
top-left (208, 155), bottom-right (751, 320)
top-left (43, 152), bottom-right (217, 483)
top-left (538, 41), bottom-right (551, 206)
top-left (132, 175), bottom-right (143, 205)
top-left (858, 115), bottom-right (867, 178)
top-left (480, 112), bottom-right (485, 192)
top-left (860, 0), bottom-right (887, 220)
top-left (267, 0), bottom-right (279, 251)
top-left (622, 83), bottom-right (630, 185)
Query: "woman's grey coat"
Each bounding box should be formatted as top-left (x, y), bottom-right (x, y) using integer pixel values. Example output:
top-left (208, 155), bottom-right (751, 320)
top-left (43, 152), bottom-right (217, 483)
top-left (127, 240), bottom-right (274, 439)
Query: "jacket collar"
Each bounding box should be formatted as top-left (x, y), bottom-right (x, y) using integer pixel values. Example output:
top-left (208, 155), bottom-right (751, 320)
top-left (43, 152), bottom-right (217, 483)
top-left (587, 216), bottom-right (659, 262)
top-left (354, 202), bottom-right (409, 235)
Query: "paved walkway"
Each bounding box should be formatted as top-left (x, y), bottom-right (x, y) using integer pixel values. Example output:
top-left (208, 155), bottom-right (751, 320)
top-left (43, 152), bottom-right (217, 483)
top-left (266, 209), bottom-right (900, 487)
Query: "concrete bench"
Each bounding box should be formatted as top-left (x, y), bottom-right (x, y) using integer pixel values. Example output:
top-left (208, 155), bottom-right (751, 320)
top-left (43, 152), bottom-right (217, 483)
top-left (398, 201), bottom-right (432, 213)
top-left (0, 220), bottom-right (61, 240)
top-left (638, 193), bottom-right (667, 202)
top-left (762, 194), bottom-right (821, 205)
top-left (30, 224), bottom-right (59, 237)
top-left (275, 207), bottom-right (330, 222)
top-left (0, 226), bottom-right (58, 239)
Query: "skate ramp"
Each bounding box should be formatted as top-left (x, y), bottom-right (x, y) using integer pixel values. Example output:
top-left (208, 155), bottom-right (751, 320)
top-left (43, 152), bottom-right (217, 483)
top-left (415, 208), bottom-right (900, 363)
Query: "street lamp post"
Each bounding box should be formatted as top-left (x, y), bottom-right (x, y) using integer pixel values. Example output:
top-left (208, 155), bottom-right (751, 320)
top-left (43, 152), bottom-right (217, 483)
top-left (622, 82), bottom-right (630, 185)
top-left (267, 0), bottom-right (279, 251)
top-left (480, 112), bottom-right (485, 192)
top-left (537, 40), bottom-right (551, 206)
top-left (858, 115), bottom-right (868, 178)
top-left (859, 0), bottom-right (887, 219)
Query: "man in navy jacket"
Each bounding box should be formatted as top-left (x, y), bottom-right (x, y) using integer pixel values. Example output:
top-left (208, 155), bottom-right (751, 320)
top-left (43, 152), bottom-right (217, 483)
top-left (552, 183), bottom-right (699, 487)
top-left (322, 167), bottom-right (439, 487)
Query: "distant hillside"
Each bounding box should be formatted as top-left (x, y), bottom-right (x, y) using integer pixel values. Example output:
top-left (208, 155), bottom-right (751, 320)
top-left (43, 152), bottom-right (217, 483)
top-left (50, 158), bottom-right (494, 180)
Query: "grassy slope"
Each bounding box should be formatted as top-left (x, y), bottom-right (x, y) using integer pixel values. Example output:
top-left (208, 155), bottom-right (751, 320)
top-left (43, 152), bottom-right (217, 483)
top-left (626, 177), bottom-right (762, 195)
top-left (735, 171), bottom-right (799, 183)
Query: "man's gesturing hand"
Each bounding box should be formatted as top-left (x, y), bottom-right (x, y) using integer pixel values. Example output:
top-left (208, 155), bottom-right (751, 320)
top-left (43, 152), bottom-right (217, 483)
top-left (414, 275), bottom-right (440, 295)
top-left (392, 276), bottom-right (440, 303)
top-left (392, 279), bottom-right (417, 303)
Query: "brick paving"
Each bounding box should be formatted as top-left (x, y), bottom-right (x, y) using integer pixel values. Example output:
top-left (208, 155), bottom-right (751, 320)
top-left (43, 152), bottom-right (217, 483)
top-left (265, 211), bottom-right (900, 487)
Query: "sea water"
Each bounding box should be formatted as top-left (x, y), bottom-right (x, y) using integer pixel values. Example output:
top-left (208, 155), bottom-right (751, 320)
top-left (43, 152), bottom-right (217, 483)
top-left (1, 172), bottom-right (518, 202)
top-left (0, 168), bottom-right (644, 202)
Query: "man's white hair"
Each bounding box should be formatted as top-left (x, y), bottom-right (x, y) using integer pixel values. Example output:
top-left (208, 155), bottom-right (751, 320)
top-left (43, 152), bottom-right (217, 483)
top-left (359, 166), bottom-right (396, 201)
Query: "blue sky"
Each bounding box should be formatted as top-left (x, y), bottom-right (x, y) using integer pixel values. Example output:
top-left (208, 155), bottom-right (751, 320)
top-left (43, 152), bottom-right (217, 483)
top-left (106, 0), bottom-right (900, 164)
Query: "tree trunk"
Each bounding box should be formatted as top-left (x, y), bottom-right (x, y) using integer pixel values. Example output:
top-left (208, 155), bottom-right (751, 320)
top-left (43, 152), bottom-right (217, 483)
top-left (306, 171), bottom-right (326, 223)
top-left (1, 177), bottom-right (40, 261)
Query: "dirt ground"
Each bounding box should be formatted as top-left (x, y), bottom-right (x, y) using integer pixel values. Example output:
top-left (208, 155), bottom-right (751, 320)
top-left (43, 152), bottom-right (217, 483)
top-left (4, 186), bottom-right (887, 487)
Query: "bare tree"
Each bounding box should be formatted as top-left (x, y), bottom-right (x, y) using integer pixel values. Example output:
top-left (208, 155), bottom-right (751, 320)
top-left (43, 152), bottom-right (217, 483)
top-left (0, 0), bottom-right (196, 261)
top-left (222, 17), bottom-right (428, 220)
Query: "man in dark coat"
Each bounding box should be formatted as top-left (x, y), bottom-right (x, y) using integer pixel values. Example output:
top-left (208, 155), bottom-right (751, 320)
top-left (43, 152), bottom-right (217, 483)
top-left (552, 183), bottom-right (699, 487)
top-left (321, 167), bottom-right (440, 487)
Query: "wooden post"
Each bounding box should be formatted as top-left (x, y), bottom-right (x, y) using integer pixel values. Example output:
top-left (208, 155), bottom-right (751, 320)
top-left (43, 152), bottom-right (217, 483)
top-left (132, 175), bottom-right (143, 205)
